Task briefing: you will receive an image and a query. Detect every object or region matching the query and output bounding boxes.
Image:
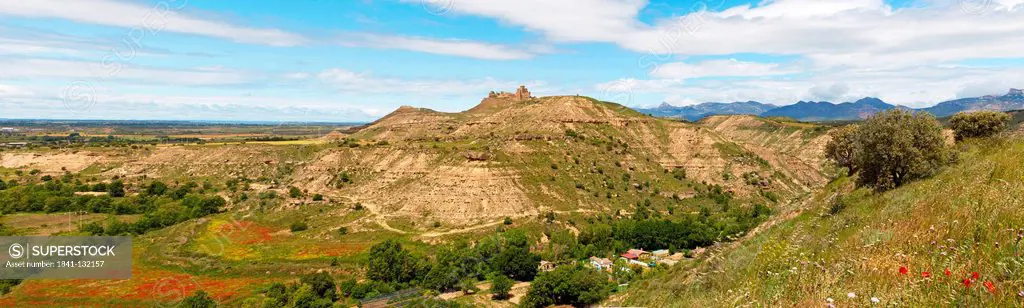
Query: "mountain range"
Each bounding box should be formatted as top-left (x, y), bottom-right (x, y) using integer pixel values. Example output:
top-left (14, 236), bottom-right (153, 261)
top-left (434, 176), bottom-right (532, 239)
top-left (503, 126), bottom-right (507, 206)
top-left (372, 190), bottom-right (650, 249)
top-left (636, 88), bottom-right (1024, 121)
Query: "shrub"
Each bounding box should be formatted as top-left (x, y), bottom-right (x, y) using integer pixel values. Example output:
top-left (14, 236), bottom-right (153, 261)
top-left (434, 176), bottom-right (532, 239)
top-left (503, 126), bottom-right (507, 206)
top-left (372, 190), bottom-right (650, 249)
top-left (107, 180), bottom-right (125, 197)
top-left (312, 194), bottom-right (324, 201)
top-left (855, 110), bottom-right (949, 190)
top-left (178, 290), bottom-right (216, 308)
top-left (491, 274), bottom-right (513, 300)
top-left (824, 124), bottom-right (859, 176)
top-left (503, 217), bottom-right (513, 225)
top-left (288, 186), bottom-right (302, 198)
top-left (949, 111), bottom-right (1010, 141)
top-left (290, 221), bottom-right (309, 232)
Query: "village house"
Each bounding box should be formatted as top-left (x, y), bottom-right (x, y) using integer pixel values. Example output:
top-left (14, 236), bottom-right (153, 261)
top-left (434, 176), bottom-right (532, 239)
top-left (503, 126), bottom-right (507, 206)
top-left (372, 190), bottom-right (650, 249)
top-left (620, 248), bottom-right (651, 260)
top-left (651, 249), bottom-right (670, 259)
top-left (538, 260), bottom-right (556, 272)
top-left (589, 256), bottom-right (614, 272)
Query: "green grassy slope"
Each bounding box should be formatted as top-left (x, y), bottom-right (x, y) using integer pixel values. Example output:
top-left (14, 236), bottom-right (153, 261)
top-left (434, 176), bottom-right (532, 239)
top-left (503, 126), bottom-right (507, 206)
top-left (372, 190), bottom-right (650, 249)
top-left (619, 138), bottom-right (1024, 307)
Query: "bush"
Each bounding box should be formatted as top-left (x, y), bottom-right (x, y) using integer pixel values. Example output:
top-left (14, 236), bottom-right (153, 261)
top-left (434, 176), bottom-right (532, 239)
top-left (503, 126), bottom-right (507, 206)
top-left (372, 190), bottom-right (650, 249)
top-left (503, 217), bottom-right (513, 225)
top-left (290, 221), bottom-right (309, 232)
top-left (490, 274), bottom-right (513, 300)
top-left (178, 290), bottom-right (216, 308)
top-left (950, 111), bottom-right (1010, 141)
top-left (312, 194), bottom-right (323, 201)
top-left (855, 110), bottom-right (949, 190)
top-left (107, 180), bottom-right (125, 197)
top-left (288, 186), bottom-right (302, 198)
top-left (824, 124), bottom-right (859, 176)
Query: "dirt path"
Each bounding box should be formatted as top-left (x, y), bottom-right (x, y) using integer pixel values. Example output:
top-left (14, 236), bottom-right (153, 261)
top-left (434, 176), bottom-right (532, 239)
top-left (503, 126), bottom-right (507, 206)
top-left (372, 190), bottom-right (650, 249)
top-left (420, 220), bottom-right (504, 238)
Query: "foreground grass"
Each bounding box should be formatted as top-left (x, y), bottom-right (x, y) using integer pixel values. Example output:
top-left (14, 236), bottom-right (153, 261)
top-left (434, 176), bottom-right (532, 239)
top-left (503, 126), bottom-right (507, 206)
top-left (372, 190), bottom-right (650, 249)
top-left (621, 138), bottom-right (1024, 307)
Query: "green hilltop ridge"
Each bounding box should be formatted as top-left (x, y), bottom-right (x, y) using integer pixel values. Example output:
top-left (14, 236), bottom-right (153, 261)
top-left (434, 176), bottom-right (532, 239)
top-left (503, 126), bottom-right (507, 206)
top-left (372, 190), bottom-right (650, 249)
top-left (616, 138), bottom-right (1024, 307)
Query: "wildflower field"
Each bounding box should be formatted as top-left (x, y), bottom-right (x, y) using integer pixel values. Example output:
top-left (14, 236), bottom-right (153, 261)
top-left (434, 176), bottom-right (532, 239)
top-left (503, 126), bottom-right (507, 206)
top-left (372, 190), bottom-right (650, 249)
top-left (621, 139), bottom-right (1024, 307)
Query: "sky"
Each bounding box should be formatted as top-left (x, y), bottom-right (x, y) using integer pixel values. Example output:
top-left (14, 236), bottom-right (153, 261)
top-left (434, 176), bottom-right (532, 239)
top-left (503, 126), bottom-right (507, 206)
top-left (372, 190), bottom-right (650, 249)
top-left (1, 0), bottom-right (1023, 122)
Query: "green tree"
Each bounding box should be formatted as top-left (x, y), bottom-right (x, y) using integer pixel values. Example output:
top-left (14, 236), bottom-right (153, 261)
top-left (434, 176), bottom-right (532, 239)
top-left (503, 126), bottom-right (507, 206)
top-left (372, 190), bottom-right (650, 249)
top-left (490, 274), bottom-right (513, 300)
top-left (366, 239), bottom-right (423, 283)
top-left (107, 180), bottom-right (125, 197)
top-left (521, 265), bottom-right (613, 308)
top-left (949, 111), bottom-right (1010, 141)
top-left (855, 110), bottom-right (949, 190)
top-left (178, 290), bottom-right (217, 308)
top-left (299, 272), bottom-right (337, 301)
top-left (824, 124), bottom-right (859, 176)
top-left (146, 181), bottom-right (168, 196)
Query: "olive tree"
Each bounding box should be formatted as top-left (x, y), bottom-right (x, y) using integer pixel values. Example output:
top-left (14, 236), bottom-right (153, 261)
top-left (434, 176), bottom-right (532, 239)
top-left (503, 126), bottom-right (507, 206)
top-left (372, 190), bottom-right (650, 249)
top-left (824, 124), bottom-right (859, 176)
top-left (949, 111), bottom-right (1010, 141)
top-left (855, 110), bottom-right (949, 190)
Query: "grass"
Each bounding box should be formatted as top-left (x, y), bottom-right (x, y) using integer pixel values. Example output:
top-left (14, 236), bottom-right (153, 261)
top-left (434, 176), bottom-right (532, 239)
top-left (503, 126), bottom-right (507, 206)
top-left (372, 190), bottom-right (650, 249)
top-left (619, 138), bottom-right (1024, 307)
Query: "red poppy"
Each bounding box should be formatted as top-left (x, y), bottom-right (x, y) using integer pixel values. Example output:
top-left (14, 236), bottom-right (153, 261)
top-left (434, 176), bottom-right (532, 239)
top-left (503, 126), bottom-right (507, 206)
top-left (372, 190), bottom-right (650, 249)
top-left (944, 268), bottom-right (951, 276)
top-left (971, 272), bottom-right (980, 280)
top-left (963, 279), bottom-right (972, 288)
top-left (921, 271), bottom-right (931, 278)
top-left (899, 266), bottom-right (908, 275)
top-left (984, 281), bottom-right (996, 294)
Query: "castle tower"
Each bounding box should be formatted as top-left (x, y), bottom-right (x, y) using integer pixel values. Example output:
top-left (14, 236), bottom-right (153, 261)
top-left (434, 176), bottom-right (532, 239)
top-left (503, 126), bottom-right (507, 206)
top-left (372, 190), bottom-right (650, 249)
top-left (514, 85), bottom-right (532, 100)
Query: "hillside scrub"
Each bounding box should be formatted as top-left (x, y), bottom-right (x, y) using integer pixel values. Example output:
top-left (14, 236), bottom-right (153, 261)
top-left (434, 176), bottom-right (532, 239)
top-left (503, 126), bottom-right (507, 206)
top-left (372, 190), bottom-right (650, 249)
top-left (824, 125), bottom-right (858, 176)
top-left (825, 110), bottom-right (950, 191)
top-left (949, 111), bottom-right (1011, 141)
top-left (621, 138), bottom-right (1024, 307)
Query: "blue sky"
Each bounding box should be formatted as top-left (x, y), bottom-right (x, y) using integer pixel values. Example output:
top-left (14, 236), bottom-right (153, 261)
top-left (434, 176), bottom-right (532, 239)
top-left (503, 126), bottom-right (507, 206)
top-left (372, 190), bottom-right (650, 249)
top-left (0, 0), bottom-right (1023, 122)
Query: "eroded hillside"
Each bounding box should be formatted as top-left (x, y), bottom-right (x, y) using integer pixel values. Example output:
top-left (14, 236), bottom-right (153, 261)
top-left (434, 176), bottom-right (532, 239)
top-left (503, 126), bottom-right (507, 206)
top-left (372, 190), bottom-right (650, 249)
top-left (0, 95), bottom-right (835, 230)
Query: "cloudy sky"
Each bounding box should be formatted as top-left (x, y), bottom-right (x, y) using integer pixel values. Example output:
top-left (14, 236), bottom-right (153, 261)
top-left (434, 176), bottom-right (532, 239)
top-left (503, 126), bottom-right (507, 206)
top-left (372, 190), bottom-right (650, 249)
top-left (1, 0), bottom-right (1023, 121)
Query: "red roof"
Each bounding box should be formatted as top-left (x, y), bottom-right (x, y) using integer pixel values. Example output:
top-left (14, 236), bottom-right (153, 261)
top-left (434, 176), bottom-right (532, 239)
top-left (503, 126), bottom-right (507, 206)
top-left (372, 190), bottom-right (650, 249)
top-left (621, 252), bottom-right (638, 259)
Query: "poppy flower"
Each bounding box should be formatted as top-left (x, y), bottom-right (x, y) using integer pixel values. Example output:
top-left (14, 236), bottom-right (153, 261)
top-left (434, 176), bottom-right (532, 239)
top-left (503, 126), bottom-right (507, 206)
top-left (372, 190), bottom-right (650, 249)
top-left (899, 266), bottom-right (908, 275)
top-left (944, 268), bottom-right (951, 276)
top-left (963, 279), bottom-right (972, 288)
top-left (984, 281), bottom-right (996, 294)
top-left (921, 271), bottom-right (931, 278)
top-left (972, 272), bottom-right (980, 280)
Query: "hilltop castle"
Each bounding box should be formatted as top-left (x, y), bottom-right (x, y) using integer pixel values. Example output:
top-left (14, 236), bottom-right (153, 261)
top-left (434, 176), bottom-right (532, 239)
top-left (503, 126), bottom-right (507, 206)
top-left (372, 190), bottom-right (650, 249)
top-left (488, 85), bottom-right (534, 101)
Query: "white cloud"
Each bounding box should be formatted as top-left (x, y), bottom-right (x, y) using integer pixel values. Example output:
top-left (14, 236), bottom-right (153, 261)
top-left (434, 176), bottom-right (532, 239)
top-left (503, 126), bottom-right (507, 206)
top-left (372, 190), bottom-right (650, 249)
top-left (0, 58), bottom-right (256, 86)
top-left (338, 33), bottom-right (538, 60)
top-left (422, 0), bottom-right (1024, 69)
top-left (599, 64), bottom-right (1024, 107)
top-left (0, 0), bottom-right (307, 46)
top-left (650, 59), bottom-right (793, 79)
top-left (314, 68), bottom-right (533, 96)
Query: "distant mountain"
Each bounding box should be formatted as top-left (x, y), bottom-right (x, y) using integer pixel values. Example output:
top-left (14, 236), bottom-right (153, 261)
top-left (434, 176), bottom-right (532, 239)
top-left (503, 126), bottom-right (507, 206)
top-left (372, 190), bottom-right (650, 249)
top-left (635, 101), bottom-right (776, 121)
top-left (760, 97), bottom-right (902, 121)
top-left (921, 88), bottom-right (1024, 117)
top-left (631, 88), bottom-right (1024, 122)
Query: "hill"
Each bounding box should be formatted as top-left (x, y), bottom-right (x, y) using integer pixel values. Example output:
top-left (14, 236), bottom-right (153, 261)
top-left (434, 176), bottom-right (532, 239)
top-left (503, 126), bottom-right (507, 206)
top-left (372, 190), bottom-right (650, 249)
top-left (332, 93), bottom-right (832, 226)
top-left (635, 101), bottom-right (777, 121)
top-left (616, 138), bottom-right (1024, 307)
top-left (761, 97), bottom-right (902, 121)
top-left (632, 89), bottom-right (1024, 122)
top-left (922, 89), bottom-right (1024, 118)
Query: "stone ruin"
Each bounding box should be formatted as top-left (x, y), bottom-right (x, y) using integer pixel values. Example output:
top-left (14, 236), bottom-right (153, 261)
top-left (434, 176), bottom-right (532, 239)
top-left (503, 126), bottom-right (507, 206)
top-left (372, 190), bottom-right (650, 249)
top-left (488, 85), bottom-right (534, 101)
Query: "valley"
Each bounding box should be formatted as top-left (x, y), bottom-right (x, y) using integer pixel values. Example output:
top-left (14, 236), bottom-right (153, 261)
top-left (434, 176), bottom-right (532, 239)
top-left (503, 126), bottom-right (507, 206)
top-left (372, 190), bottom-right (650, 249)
top-left (0, 92), bottom-right (1020, 307)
